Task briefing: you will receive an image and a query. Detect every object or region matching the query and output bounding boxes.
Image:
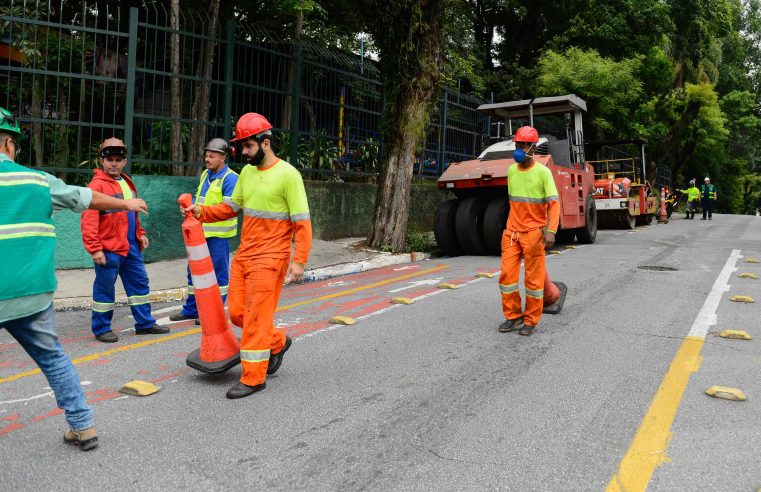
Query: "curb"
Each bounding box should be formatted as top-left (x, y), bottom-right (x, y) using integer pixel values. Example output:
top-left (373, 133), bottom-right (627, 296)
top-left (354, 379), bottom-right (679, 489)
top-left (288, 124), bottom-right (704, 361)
top-left (53, 251), bottom-right (434, 312)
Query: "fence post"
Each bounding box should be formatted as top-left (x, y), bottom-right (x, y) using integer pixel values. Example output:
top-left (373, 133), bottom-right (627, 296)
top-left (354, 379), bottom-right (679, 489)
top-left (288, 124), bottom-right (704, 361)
top-left (438, 90), bottom-right (448, 176)
top-left (223, 20), bottom-right (235, 139)
top-left (124, 7), bottom-right (139, 174)
top-left (289, 43), bottom-right (303, 167)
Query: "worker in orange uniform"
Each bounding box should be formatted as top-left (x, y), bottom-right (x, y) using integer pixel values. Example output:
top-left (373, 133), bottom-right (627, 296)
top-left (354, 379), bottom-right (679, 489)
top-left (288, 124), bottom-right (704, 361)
top-left (183, 113), bottom-right (312, 399)
top-left (497, 126), bottom-right (560, 336)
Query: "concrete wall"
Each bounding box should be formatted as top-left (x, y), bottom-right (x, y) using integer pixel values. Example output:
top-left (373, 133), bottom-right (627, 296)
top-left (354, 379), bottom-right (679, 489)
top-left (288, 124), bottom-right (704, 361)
top-left (54, 177), bottom-right (445, 269)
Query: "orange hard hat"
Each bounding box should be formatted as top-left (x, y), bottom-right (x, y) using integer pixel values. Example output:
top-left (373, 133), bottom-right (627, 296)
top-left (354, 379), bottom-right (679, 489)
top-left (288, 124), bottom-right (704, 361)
top-left (514, 126), bottom-right (539, 143)
top-left (231, 112), bottom-right (273, 142)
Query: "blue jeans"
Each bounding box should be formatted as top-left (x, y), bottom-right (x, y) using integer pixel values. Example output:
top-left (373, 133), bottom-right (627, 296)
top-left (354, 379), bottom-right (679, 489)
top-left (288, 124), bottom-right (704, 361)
top-left (92, 242), bottom-right (156, 335)
top-left (181, 237), bottom-right (230, 317)
top-left (1, 305), bottom-right (94, 431)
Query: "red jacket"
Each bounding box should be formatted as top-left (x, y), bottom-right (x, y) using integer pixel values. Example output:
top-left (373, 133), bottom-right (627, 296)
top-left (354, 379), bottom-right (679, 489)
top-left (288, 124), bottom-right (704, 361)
top-left (81, 169), bottom-right (146, 256)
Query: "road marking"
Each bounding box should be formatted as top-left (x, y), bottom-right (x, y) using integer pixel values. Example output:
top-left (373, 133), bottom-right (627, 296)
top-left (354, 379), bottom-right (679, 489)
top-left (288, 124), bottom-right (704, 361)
top-left (277, 265), bottom-right (448, 311)
top-left (388, 278), bottom-right (444, 293)
top-left (606, 249), bottom-right (741, 492)
top-left (0, 391), bottom-right (54, 405)
top-left (0, 264), bottom-right (449, 385)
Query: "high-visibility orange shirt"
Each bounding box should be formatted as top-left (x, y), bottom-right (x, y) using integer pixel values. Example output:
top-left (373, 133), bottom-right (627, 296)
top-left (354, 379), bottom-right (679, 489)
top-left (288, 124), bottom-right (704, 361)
top-left (506, 160), bottom-right (560, 233)
top-left (200, 159), bottom-right (312, 264)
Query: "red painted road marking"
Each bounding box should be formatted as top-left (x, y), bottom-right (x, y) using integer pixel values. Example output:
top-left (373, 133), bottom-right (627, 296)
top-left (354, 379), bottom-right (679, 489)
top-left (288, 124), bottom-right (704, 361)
top-left (0, 422), bottom-right (24, 435)
top-left (30, 408), bottom-right (62, 423)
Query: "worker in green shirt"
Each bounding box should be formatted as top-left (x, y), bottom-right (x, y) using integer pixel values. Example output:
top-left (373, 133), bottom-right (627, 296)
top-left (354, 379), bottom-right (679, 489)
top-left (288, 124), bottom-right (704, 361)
top-left (0, 107), bottom-right (148, 451)
top-left (678, 179), bottom-right (701, 219)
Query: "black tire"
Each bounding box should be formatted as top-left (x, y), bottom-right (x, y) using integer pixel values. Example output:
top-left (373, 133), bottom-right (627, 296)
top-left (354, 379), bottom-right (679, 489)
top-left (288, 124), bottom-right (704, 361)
top-left (576, 195), bottom-right (597, 244)
top-left (434, 199), bottom-right (461, 256)
top-left (636, 213), bottom-right (654, 226)
top-left (482, 196), bottom-right (509, 256)
top-left (455, 196), bottom-right (490, 255)
top-left (623, 212), bottom-right (636, 229)
top-left (555, 229), bottom-right (575, 243)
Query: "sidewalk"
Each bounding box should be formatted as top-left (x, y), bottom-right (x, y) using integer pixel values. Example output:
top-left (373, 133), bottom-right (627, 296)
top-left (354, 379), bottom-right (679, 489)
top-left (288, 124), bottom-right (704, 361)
top-left (53, 238), bottom-right (432, 310)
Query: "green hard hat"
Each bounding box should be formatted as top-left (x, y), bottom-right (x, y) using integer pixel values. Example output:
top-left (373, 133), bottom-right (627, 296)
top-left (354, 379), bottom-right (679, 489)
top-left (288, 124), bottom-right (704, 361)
top-left (0, 107), bottom-right (23, 139)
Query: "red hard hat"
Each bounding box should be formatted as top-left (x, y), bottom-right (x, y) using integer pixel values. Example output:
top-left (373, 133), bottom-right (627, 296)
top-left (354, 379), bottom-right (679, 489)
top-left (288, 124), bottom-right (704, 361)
top-left (231, 112), bottom-right (273, 142)
top-left (514, 126), bottom-right (539, 143)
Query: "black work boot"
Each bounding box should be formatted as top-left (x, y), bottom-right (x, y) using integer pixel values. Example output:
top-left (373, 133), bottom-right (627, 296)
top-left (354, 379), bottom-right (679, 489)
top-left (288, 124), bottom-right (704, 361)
top-left (519, 324), bottom-right (537, 336)
top-left (135, 324), bottom-right (170, 335)
top-left (226, 382), bottom-right (266, 399)
top-left (267, 336), bottom-right (292, 375)
top-left (169, 312), bottom-right (197, 322)
top-left (498, 317), bottom-right (524, 333)
top-left (95, 331), bottom-right (118, 343)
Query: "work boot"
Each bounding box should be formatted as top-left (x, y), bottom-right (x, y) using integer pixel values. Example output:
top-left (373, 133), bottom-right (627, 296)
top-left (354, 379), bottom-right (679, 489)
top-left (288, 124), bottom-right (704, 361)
top-left (519, 324), bottom-right (537, 336)
top-left (64, 427), bottom-right (98, 451)
top-left (135, 324), bottom-right (170, 335)
top-left (267, 336), bottom-right (292, 375)
top-left (701, 217), bottom-right (706, 220)
top-left (95, 331), bottom-right (118, 343)
top-left (169, 312), bottom-right (197, 322)
top-left (498, 318), bottom-right (524, 333)
top-left (226, 382), bottom-right (266, 399)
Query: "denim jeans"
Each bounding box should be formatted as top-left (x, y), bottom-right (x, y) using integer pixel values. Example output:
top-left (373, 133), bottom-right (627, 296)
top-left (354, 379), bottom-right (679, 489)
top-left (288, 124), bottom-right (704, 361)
top-left (1, 304), bottom-right (94, 431)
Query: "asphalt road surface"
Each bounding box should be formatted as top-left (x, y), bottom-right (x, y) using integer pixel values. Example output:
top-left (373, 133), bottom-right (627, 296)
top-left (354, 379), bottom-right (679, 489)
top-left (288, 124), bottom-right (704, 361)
top-left (2, 214), bottom-right (761, 491)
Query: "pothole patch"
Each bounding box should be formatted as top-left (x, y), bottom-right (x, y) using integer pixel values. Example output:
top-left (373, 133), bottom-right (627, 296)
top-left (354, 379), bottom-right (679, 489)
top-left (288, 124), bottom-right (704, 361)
top-left (638, 265), bottom-right (678, 272)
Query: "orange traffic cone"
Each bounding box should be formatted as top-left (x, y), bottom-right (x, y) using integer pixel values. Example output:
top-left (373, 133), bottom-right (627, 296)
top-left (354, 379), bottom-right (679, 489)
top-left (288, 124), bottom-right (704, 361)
top-left (542, 272), bottom-right (567, 315)
top-left (179, 194), bottom-right (241, 374)
top-left (658, 187), bottom-right (668, 224)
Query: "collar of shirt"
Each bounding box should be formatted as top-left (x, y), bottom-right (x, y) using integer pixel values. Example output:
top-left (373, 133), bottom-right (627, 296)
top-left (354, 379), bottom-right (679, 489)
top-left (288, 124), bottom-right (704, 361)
top-left (207, 164), bottom-right (230, 181)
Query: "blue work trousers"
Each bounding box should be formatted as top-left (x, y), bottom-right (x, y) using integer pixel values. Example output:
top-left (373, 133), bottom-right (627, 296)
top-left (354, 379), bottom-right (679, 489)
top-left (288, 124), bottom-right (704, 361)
top-left (91, 242), bottom-right (155, 335)
top-left (1, 305), bottom-right (94, 431)
top-left (180, 237), bottom-right (230, 317)
top-left (702, 199), bottom-right (714, 219)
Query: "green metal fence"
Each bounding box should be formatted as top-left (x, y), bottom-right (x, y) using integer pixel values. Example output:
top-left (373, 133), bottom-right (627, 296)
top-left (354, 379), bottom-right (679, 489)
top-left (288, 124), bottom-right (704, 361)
top-left (0, 1), bottom-right (488, 182)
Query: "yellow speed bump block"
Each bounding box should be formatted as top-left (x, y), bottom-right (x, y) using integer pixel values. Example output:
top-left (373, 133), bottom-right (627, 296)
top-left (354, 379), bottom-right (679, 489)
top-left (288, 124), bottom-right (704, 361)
top-left (744, 258), bottom-right (760, 263)
top-left (738, 273), bottom-right (759, 279)
top-left (390, 297), bottom-right (414, 305)
top-left (730, 295), bottom-right (755, 303)
top-left (563, 245), bottom-right (577, 249)
top-left (119, 380), bottom-right (159, 397)
top-left (706, 386), bottom-right (747, 401)
top-left (719, 330), bottom-right (752, 340)
top-left (474, 272), bottom-right (495, 278)
top-left (437, 283), bottom-right (459, 289)
top-left (547, 250), bottom-right (562, 255)
top-left (329, 316), bottom-right (356, 325)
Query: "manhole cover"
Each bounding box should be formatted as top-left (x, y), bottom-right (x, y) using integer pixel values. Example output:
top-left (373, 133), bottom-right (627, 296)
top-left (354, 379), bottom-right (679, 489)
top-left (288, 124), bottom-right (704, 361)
top-left (638, 265), bottom-right (678, 272)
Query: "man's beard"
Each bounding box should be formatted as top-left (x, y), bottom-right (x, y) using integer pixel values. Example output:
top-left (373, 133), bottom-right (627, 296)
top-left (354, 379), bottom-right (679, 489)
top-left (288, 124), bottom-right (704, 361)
top-left (246, 147), bottom-right (265, 166)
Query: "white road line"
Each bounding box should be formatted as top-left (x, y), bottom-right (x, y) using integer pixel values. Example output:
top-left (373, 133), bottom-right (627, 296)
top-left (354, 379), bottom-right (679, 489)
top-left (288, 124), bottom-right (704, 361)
top-left (0, 391), bottom-right (54, 405)
top-left (687, 249), bottom-right (742, 338)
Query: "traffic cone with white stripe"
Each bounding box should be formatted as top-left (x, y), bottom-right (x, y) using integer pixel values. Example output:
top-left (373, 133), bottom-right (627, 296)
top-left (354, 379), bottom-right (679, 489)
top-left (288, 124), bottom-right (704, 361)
top-left (179, 194), bottom-right (240, 374)
top-left (542, 273), bottom-right (567, 315)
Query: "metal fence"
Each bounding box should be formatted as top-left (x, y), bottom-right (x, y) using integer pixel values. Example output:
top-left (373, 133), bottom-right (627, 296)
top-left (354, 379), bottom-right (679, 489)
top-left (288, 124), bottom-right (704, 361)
top-left (0, 1), bottom-right (488, 182)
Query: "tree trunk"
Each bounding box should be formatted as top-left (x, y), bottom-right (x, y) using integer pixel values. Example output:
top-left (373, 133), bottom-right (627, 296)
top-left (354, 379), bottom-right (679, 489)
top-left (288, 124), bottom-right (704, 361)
top-left (367, 0), bottom-right (446, 252)
top-left (187, 0), bottom-right (221, 175)
top-left (170, 0), bottom-right (184, 176)
top-left (282, 3), bottom-right (305, 132)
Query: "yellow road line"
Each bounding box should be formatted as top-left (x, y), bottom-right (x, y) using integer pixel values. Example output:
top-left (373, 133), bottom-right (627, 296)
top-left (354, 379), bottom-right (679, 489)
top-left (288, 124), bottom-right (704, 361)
top-left (0, 264), bottom-right (448, 385)
top-left (606, 336), bottom-right (704, 492)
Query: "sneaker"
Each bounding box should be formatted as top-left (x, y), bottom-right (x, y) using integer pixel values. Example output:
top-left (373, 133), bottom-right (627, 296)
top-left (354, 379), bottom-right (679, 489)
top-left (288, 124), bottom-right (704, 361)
top-left (169, 312), bottom-right (197, 322)
top-left (95, 331), bottom-right (118, 343)
top-left (64, 427), bottom-right (98, 451)
top-left (135, 324), bottom-right (170, 335)
top-left (519, 324), bottom-right (537, 336)
top-left (267, 336), bottom-right (292, 375)
top-left (498, 318), bottom-right (525, 333)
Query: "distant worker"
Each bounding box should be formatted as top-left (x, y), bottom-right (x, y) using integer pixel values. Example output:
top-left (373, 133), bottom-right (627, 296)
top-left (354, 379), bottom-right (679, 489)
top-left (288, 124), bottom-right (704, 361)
top-left (678, 179), bottom-right (700, 219)
top-left (498, 126), bottom-right (560, 336)
top-left (0, 107), bottom-right (149, 450)
top-left (183, 113), bottom-right (312, 398)
top-left (170, 138), bottom-right (239, 323)
top-left (81, 138), bottom-right (169, 342)
top-left (700, 177), bottom-right (718, 220)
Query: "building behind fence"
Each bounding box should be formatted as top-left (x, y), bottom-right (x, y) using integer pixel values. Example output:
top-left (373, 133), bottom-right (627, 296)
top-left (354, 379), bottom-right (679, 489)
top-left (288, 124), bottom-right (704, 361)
top-left (0, 1), bottom-right (489, 183)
